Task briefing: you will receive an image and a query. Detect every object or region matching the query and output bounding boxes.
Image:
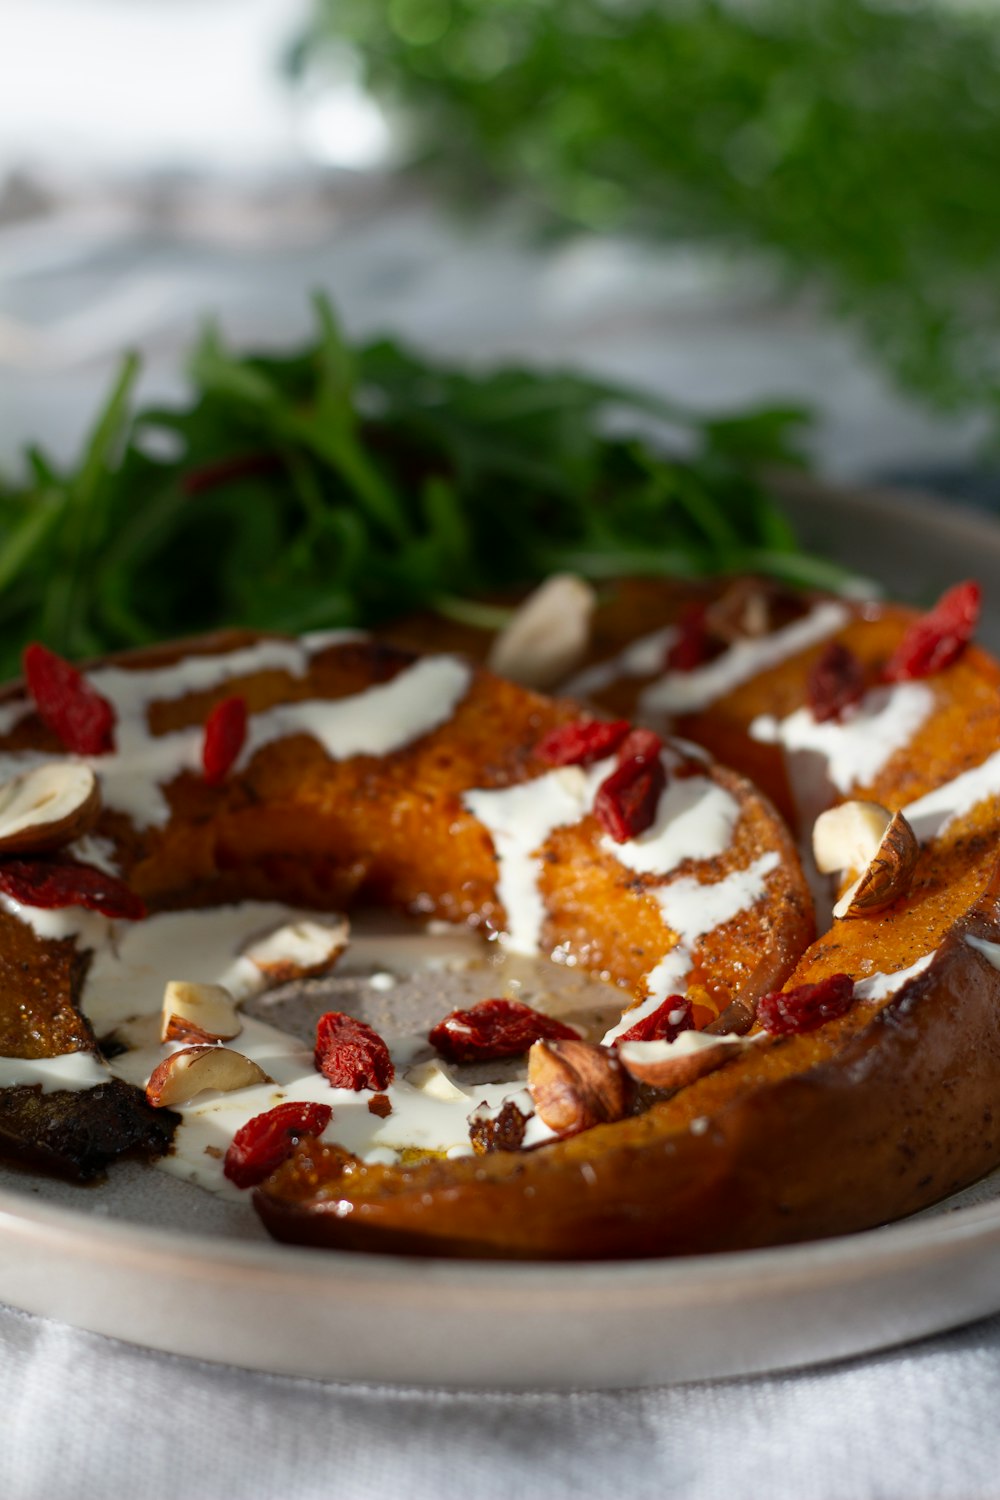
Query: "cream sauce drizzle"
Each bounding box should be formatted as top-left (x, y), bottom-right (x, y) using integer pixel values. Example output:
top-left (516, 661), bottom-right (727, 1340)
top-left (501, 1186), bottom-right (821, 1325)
top-left (904, 747), bottom-right (1000, 844)
top-left (602, 851), bottom-right (781, 1041)
top-left (749, 681), bottom-right (935, 796)
top-left (465, 755), bottom-right (742, 955)
top-left (0, 638), bottom-right (472, 830)
top-left (638, 602), bottom-right (849, 717)
top-left (853, 950), bottom-right (936, 1001)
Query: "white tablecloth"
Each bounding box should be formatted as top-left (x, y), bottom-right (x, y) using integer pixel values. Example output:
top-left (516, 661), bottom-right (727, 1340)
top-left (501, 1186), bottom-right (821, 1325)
top-left (1, 1299), bottom-right (998, 1500)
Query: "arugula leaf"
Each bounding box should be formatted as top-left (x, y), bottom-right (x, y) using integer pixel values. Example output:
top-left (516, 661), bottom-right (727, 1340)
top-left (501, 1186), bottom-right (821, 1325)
top-left (0, 298), bottom-right (851, 678)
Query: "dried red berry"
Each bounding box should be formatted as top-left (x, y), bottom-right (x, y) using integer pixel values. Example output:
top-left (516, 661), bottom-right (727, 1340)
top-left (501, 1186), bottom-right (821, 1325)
top-left (315, 1012), bottom-right (394, 1090)
top-left (223, 1101), bottom-right (333, 1189)
top-left (807, 641), bottom-right (866, 723)
top-left (615, 996), bottom-right (694, 1046)
top-left (536, 718), bottom-right (631, 767)
top-left (593, 730), bottom-right (666, 843)
top-left (428, 998), bottom-right (578, 1065)
top-left (615, 727), bottom-right (663, 764)
top-left (757, 973), bottom-right (855, 1036)
top-left (666, 605), bottom-right (712, 672)
top-left (883, 580), bottom-right (981, 682)
top-left (23, 643), bottom-right (116, 755)
top-left (202, 695), bottom-right (248, 785)
top-left (0, 857), bottom-right (145, 919)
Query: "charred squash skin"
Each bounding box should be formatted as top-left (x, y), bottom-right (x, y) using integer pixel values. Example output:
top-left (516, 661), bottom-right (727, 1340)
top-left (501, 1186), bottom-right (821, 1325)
top-left (254, 587), bottom-right (1000, 1259)
top-left (0, 631), bottom-right (810, 1179)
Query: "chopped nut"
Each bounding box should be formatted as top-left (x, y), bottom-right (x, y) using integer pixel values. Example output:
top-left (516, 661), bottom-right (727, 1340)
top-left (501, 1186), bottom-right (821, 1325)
top-left (160, 980), bottom-right (242, 1044)
top-left (404, 1058), bottom-right (470, 1103)
top-left (222, 915), bottom-right (351, 1001)
top-left (813, 800), bottom-right (919, 919)
top-left (0, 762), bottom-right (101, 855)
top-left (836, 811), bottom-right (919, 918)
top-left (528, 1037), bottom-right (633, 1135)
top-left (618, 1030), bottom-right (747, 1090)
top-left (704, 578), bottom-right (802, 645)
top-left (243, 915), bottom-right (350, 986)
top-left (487, 574), bottom-right (596, 689)
top-left (145, 1046), bottom-right (272, 1107)
top-left (368, 1093), bottom-right (393, 1119)
top-left (813, 800), bottom-right (893, 875)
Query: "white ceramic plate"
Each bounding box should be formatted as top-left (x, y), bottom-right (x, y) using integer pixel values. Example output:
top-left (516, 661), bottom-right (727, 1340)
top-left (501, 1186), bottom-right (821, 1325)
top-left (0, 477), bottom-right (998, 1390)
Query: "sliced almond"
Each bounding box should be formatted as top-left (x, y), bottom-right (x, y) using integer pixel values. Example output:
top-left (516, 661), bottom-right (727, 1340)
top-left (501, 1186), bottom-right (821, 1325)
top-left (145, 1046), bottom-right (272, 1107)
top-left (813, 800), bottom-right (919, 919)
top-left (487, 574), bottom-right (596, 690)
top-left (618, 1030), bottom-right (747, 1090)
top-left (528, 1037), bottom-right (633, 1135)
top-left (0, 763), bottom-right (100, 855)
top-left (160, 981), bottom-right (242, 1044)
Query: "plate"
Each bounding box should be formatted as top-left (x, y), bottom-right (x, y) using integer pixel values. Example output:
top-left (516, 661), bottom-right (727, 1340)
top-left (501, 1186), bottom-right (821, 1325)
top-left (0, 476), bottom-right (999, 1390)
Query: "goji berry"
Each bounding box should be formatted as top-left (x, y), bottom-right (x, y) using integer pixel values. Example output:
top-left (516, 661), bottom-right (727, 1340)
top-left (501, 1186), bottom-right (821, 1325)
top-left (428, 998), bottom-right (578, 1064)
top-left (614, 996), bottom-right (694, 1045)
top-left (593, 732), bottom-right (666, 843)
top-left (202, 695), bottom-right (248, 785)
top-left (666, 604), bottom-right (713, 672)
top-left (314, 1012), bottom-right (394, 1090)
top-left (757, 973), bottom-right (855, 1035)
top-left (223, 1101), bottom-right (333, 1188)
top-left (23, 643), bottom-right (116, 755)
top-left (807, 641), bottom-right (866, 723)
top-left (0, 857), bottom-right (145, 919)
top-left (882, 580), bottom-right (981, 682)
top-left (536, 718), bottom-right (631, 767)
top-left (615, 727), bottom-right (663, 764)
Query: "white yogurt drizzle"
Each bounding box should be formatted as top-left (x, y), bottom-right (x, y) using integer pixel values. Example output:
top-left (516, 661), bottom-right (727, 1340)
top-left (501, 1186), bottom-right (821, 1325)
top-left (564, 625), bottom-right (678, 699)
top-left (853, 950), bottom-right (936, 1002)
top-left (0, 1051), bottom-right (109, 1094)
top-left (465, 754), bottom-right (742, 955)
top-left (903, 747), bottom-right (1000, 844)
top-left (750, 681), bottom-right (935, 797)
top-left (602, 851), bottom-right (781, 1042)
top-left (965, 935), bottom-right (1000, 971)
top-left (0, 637), bottom-right (472, 830)
top-left (638, 601), bottom-right (849, 717)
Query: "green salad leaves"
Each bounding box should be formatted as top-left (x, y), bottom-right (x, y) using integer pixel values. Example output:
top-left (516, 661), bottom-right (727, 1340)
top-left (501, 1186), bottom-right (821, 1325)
top-left (0, 297), bottom-right (843, 677)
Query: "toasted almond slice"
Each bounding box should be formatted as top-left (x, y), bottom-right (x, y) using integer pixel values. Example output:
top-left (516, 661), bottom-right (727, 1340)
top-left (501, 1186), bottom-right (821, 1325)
top-left (160, 981), bottom-right (242, 1044)
top-left (528, 1037), bottom-right (633, 1135)
top-left (618, 1030), bottom-right (748, 1090)
top-left (488, 574), bottom-right (596, 690)
top-left (0, 763), bottom-right (101, 855)
top-left (145, 1046), bottom-right (272, 1107)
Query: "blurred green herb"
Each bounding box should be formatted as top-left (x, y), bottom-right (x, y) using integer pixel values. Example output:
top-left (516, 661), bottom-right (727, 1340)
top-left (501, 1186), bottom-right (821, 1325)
top-left (0, 296), bottom-right (842, 677)
top-left (301, 0), bottom-right (1000, 430)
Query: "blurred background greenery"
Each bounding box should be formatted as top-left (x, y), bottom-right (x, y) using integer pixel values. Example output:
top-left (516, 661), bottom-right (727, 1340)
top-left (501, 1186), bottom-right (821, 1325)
top-left (301, 0), bottom-right (1000, 435)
